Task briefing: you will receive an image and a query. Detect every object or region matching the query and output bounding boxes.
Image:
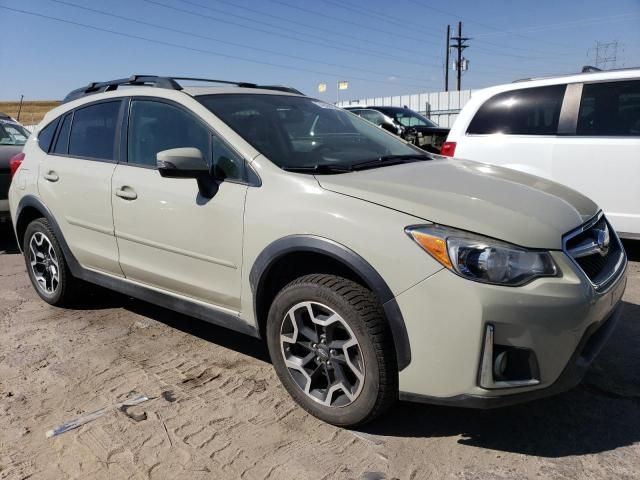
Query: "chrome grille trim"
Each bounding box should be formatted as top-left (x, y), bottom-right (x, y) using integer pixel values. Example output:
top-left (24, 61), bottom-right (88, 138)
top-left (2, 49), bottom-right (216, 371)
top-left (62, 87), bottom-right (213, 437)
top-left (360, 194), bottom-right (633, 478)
top-left (562, 211), bottom-right (626, 292)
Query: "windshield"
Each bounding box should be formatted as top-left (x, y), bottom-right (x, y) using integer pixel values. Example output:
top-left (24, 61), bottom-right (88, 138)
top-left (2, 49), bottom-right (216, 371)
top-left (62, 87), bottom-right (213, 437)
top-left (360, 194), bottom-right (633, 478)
top-left (0, 120), bottom-right (29, 146)
top-left (197, 94), bottom-right (424, 171)
top-left (382, 108), bottom-right (438, 128)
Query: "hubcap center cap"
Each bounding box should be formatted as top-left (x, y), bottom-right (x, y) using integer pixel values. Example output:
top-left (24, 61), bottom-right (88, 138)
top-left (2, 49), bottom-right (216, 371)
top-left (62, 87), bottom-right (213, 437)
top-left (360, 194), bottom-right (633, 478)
top-left (315, 345), bottom-right (330, 361)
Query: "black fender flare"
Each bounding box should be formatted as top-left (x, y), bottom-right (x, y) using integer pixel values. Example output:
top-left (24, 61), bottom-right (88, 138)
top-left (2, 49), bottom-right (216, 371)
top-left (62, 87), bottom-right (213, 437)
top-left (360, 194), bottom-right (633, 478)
top-left (249, 235), bottom-right (412, 371)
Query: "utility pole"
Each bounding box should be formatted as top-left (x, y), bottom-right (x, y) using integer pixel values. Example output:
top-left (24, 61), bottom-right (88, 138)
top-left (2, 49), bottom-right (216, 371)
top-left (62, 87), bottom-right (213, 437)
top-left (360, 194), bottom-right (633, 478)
top-left (588, 41), bottom-right (619, 70)
top-left (17, 95), bottom-right (24, 122)
top-left (450, 22), bottom-right (470, 91)
top-left (444, 25), bottom-right (450, 92)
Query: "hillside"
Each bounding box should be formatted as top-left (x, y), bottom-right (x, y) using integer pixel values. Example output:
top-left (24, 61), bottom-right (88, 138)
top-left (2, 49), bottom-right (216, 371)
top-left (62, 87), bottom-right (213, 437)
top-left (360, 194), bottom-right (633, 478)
top-left (0, 101), bottom-right (60, 126)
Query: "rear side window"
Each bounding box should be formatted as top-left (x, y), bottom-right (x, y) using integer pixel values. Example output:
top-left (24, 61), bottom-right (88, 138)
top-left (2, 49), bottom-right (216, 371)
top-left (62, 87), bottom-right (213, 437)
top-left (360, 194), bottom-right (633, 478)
top-left (69, 101), bottom-right (121, 160)
top-left (38, 118), bottom-right (59, 152)
top-left (52, 113), bottom-right (72, 155)
top-left (577, 80), bottom-right (640, 136)
top-left (468, 85), bottom-right (566, 135)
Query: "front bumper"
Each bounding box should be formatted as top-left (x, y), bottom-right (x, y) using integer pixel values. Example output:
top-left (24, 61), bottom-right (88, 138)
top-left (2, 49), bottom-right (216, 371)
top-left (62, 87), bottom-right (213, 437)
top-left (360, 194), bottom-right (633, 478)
top-left (394, 250), bottom-right (627, 406)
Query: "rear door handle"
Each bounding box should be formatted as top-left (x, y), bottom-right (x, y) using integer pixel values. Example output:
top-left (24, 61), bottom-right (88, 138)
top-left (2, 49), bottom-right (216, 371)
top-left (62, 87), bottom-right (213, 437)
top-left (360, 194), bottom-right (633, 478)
top-left (115, 187), bottom-right (138, 201)
top-left (43, 172), bottom-right (59, 182)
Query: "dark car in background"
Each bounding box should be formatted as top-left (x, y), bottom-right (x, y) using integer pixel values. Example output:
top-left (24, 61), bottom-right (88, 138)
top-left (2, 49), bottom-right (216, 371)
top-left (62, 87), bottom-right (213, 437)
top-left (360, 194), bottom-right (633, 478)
top-left (345, 106), bottom-right (449, 153)
top-left (0, 113), bottom-right (29, 222)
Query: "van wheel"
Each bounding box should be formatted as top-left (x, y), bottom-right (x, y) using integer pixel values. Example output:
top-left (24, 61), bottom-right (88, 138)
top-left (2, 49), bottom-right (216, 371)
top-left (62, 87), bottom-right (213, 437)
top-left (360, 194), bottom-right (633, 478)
top-left (266, 274), bottom-right (398, 426)
top-left (23, 218), bottom-right (84, 307)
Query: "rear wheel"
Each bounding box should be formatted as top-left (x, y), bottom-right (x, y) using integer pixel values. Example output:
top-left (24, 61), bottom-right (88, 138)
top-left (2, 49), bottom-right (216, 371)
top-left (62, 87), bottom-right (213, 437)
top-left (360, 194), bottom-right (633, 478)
top-left (23, 218), bottom-right (84, 307)
top-left (266, 274), bottom-right (398, 426)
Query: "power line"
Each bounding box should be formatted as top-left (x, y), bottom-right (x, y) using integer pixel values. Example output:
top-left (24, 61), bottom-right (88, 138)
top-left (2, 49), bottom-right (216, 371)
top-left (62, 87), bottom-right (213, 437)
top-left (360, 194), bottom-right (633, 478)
top-left (266, 0), bottom-right (433, 46)
top-left (146, 0), bottom-right (441, 69)
top-left (0, 5), bottom-right (433, 91)
top-left (44, 0), bottom-right (432, 84)
top-left (204, 0), bottom-right (435, 60)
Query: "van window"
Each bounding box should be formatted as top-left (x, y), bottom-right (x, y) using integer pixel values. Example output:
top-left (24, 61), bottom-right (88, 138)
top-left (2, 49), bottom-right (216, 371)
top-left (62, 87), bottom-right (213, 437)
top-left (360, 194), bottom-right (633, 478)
top-left (68, 101), bottom-right (121, 160)
top-left (577, 80), bottom-right (640, 136)
top-left (467, 85), bottom-right (566, 135)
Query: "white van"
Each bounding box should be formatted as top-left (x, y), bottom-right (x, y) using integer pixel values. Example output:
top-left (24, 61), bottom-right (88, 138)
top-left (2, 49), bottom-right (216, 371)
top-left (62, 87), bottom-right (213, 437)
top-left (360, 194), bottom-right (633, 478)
top-left (444, 68), bottom-right (640, 239)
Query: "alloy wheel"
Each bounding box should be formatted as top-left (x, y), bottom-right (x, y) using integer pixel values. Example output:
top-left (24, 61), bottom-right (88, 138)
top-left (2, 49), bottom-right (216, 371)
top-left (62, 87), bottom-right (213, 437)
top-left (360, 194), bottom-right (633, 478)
top-left (280, 301), bottom-right (365, 407)
top-left (29, 232), bottom-right (60, 295)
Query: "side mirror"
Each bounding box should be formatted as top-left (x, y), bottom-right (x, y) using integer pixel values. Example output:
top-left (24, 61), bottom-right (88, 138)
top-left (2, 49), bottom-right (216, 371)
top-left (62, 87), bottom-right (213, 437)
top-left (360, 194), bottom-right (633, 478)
top-left (156, 147), bottom-right (219, 198)
top-left (156, 148), bottom-right (208, 178)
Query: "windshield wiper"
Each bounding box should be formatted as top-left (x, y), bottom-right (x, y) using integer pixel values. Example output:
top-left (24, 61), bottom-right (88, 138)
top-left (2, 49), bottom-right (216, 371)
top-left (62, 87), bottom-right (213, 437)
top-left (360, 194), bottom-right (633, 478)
top-left (349, 154), bottom-right (430, 171)
top-left (281, 164), bottom-right (352, 174)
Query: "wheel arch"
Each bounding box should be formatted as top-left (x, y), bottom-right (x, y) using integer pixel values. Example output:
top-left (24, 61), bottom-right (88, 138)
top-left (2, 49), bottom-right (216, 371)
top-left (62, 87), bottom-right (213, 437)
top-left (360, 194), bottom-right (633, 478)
top-left (15, 195), bottom-right (82, 275)
top-left (249, 235), bottom-right (411, 371)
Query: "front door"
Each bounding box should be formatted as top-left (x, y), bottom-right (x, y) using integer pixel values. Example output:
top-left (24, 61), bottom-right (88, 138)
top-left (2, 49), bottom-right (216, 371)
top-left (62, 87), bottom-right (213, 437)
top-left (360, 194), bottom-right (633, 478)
top-left (112, 98), bottom-right (248, 311)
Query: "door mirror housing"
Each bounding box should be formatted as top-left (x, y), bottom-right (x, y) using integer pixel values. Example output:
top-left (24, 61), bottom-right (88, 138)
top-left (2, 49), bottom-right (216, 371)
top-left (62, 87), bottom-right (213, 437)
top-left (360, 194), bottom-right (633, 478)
top-left (156, 147), bottom-right (219, 198)
top-left (156, 148), bottom-right (208, 178)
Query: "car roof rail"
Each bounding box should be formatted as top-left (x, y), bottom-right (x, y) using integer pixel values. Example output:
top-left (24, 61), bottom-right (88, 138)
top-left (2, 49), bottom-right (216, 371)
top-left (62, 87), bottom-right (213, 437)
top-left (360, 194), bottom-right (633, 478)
top-left (62, 75), bottom-right (303, 103)
top-left (513, 65), bottom-right (639, 83)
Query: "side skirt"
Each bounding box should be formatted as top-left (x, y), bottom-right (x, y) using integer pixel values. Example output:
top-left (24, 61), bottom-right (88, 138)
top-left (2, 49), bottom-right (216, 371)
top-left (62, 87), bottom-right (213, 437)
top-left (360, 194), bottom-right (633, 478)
top-left (78, 268), bottom-right (259, 338)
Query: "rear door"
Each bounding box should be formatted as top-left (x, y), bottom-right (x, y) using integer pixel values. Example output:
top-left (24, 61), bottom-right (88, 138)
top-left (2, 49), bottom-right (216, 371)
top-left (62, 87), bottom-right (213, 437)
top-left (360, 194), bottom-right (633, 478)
top-left (552, 79), bottom-right (640, 236)
top-left (111, 98), bottom-right (248, 311)
top-left (37, 100), bottom-right (123, 275)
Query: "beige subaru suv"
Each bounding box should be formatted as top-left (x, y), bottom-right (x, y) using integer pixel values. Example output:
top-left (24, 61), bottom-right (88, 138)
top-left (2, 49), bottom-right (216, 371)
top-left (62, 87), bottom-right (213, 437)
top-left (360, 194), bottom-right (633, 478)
top-left (8, 76), bottom-right (627, 426)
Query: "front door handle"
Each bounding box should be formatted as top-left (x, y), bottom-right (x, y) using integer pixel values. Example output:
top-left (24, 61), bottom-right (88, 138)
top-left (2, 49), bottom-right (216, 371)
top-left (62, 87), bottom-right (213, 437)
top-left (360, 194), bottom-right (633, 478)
top-left (115, 187), bottom-right (138, 201)
top-left (43, 171), bottom-right (59, 182)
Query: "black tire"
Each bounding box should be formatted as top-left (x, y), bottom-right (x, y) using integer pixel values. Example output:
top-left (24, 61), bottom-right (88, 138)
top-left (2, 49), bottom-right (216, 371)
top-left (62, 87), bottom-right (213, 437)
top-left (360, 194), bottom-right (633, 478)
top-left (266, 274), bottom-right (398, 426)
top-left (23, 218), bottom-right (85, 307)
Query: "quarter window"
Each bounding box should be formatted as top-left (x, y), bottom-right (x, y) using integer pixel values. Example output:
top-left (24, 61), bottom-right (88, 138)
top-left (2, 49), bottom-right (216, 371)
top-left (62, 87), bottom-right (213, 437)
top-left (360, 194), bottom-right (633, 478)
top-left (52, 113), bottom-right (72, 155)
top-left (37, 118), bottom-right (59, 152)
top-left (68, 101), bottom-right (121, 160)
top-left (577, 80), bottom-right (640, 136)
top-left (467, 85), bottom-right (566, 135)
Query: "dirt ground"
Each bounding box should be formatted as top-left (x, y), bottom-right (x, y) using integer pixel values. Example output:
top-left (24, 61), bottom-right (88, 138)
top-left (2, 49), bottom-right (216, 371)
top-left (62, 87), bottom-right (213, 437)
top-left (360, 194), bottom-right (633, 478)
top-left (1, 225), bottom-right (639, 480)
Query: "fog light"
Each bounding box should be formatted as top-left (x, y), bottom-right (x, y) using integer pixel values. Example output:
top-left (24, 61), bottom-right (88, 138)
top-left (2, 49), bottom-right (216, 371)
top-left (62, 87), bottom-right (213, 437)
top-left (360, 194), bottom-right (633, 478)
top-left (479, 324), bottom-right (541, 389)
top-left (493, 351), bottom-right (508, 380)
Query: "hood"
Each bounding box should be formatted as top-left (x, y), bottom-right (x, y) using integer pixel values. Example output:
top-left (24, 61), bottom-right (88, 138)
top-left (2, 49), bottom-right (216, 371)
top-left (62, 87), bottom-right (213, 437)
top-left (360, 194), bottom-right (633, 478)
top-left (316, 158), bottom-right (598, 250)
top-left (0, 145), bottom-right (22, 169)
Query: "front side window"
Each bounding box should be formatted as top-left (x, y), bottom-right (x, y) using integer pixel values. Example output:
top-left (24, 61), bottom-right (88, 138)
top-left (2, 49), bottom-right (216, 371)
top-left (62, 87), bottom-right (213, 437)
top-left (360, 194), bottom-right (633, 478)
top-left (577, 80), bottom-right (640, 136)
top-left (197, 94), bottom-right (422, 171)
top-left (69, 101), bottom-right (121, 160)
top-left (468, 85), bottom-right (566, 135)
top-left (0, 120), bottom-right (30, 146)
top-left (127, 100), bottom-right (210, 167)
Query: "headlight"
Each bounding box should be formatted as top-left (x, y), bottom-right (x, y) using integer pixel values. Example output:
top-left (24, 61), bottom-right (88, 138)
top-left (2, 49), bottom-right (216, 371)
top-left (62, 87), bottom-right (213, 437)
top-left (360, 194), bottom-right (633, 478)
top-left (406, 225), bottom-right (557, 286)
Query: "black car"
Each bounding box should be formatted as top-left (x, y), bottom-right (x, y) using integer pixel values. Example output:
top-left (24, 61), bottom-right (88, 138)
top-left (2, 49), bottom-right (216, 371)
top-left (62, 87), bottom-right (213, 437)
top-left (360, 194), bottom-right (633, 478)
top-left (345, 106), bottom-right (449, 154)
top-left (0, 113), bottom-right (29, 222)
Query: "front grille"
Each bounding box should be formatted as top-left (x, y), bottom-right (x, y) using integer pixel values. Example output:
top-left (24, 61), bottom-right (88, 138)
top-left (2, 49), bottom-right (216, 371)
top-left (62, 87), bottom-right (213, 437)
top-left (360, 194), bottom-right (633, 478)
top-left (564, 214), bottom-right (625, 289)
top-left (0, 170), bottom-right (10, 199)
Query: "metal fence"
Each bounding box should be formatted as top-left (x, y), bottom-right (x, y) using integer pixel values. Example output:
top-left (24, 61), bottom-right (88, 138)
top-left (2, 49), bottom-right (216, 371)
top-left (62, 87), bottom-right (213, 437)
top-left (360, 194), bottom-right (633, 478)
top-left (337, 89), bottom-right (474, 128)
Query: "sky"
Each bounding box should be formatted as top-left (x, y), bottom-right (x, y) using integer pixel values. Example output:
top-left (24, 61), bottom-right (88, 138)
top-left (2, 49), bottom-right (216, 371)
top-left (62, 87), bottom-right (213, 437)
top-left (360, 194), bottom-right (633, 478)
top-left (0, 0), bottom-right (639, 101)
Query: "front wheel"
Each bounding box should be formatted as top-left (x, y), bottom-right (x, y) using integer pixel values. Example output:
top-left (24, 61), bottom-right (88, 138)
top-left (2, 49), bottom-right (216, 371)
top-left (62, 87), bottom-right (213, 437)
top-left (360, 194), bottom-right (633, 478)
top-left (266, 274), bottom-right (398, 426)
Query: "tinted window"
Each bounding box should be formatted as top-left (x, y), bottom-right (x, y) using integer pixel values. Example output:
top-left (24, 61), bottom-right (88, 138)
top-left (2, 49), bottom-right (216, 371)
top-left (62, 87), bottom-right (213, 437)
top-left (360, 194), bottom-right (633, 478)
top-left (468, 85), bottom-right (566, 135)
top-left (212, 134), bottom-right (246, 182)
top-left (358, 110), bottom-right (386, 126)
top-left (128, 100), bottom-right (211, 170)
top-left (37, 118), bottom-right (59, 152)
top-left (69, 101), bottom-right (120, 160)
top-left (52, 113), bottom-right (72, 155)
top-left (577, 80), bottom-right (640, 136)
